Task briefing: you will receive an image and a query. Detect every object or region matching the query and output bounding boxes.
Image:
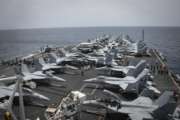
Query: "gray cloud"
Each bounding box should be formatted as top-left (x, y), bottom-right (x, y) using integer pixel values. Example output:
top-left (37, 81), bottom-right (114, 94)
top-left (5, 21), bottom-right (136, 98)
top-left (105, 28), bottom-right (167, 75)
top-left (0, 0), bottom-right (180, 29)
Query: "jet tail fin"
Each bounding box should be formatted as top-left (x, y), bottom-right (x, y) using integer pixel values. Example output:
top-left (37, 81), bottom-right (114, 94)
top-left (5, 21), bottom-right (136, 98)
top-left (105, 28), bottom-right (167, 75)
top-left (48, 53), bottom-right (60, 63)
top-left (103, 89), bottom-right (121, 102)
top-left (21, 64), bottom-right (31, 74)
top-left (105, 53), bottom-right (113, 66)
top-left (38, 57), bottom-right (46, 66)
top-left (50, 53), bottom-right (58, 59)
top-left (155, 91), bottom-right (174, 107)
top-left (153, 91), bottom-right (177, 120)
top-left (127, 60), bottom-right (146, 78)
top-left (125, 70), bottom-right (148, 94)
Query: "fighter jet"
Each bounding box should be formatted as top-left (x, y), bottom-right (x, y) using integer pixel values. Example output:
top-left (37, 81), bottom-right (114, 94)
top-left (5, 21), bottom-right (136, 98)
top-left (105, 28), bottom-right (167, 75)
top-left (74, 35), bottom-right (110, 53)
top-left (84, 60), bottom-right (150, 95)
top-left (86, 50), bottom-right (106, 67)
top-left (96, 60), bottom-right (146, 78)
top-left (83, 90), bottom-right (177, 120)
top-left (22, 63), bottom-right (66, 85)
top-left (76, 42), bottom-right (94, 53)
top-left (0, 80), bottom-right (49, 120)
top-left (49, 52), bottom-right (95, 70)
top-left (48, 52), bottom-right (80, 69)
top-left (0, 64), bottom-right (66, 88)
top-left (37, 57), bottom-right (66, 73)
top-left (116, 34), bottom-right (148, 56)
top-left (85, 46), bottom-right (120, 67)
top-left (115, 34), bottom-right (138, 54)
top-left (0, 73), bottom-right (50, 120)
top-left (0, 84), bottom-right (49, 106)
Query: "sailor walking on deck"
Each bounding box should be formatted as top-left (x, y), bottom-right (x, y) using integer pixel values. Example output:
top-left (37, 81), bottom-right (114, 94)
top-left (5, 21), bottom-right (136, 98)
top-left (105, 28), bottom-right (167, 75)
top-left (4, 112), bottom-right (12, 120)
top-left (81, 66), bottom-right (84, 76)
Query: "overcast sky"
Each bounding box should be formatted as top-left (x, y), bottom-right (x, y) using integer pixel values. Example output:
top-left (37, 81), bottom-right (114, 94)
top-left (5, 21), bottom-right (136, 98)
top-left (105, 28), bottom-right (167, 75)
top-left (0, 0), bottom-right (180, 29)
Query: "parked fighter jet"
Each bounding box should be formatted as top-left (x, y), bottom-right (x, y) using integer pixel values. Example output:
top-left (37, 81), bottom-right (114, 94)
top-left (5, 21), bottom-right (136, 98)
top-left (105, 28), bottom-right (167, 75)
top-left (0, 72), bottom-right (49, 120)
top-left (84, 60), bottom-right (150, 95)
top-left (75, 35), bottom-right (110, 51)
top-left (96, 60), bottom-right (146, 78)
top-left (76, 42), bottom-right (94, 53)
top-left (37, 57), bottom-right (65, 73)
top-left (21, 63), bottom-right (66, 85)
top-left (83, 90), bottom-right (177, 120)
top-left (0, 85), bottom-right (49, 106)
top-left (115, 34), bottom-right (148, 55)
top-left (48, 52), bottom-right (81, 69)
top-left (0, 64), bottom-right (66, 88)
top-left (83, 47), bottom-right (118, 67)
top-left (0, 79), bottom-right (49, 120)
top-left (49, 52), bottom-right (94, 69)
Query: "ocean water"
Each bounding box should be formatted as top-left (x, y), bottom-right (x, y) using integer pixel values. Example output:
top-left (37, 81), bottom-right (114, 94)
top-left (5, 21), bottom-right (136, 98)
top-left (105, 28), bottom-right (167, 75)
top-left (0, 27), bottom-right (180, 74)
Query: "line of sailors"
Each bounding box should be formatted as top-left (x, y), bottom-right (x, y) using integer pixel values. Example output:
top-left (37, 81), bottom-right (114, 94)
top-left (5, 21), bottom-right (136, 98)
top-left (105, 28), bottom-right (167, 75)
top-left (148, 62), bottom-right (169, 75)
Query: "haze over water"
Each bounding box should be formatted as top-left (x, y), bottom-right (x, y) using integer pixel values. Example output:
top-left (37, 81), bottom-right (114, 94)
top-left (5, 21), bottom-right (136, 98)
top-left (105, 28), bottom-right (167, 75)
top-left (0, 27), bottom-right (179, 74)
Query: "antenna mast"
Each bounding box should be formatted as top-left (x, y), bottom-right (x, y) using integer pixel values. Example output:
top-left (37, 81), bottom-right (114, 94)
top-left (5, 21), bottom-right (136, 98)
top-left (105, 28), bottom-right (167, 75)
top-left (142, 29), bottom-right (144, 41)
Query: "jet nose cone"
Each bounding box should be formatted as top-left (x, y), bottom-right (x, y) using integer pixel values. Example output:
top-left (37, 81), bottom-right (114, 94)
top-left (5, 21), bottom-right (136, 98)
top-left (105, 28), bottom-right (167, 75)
top-left (56, 59), bottom-right (62, 65)
top-left (33, 93), bottom-right (50, 101)
top-left (55, 77), bottom-right (66, 82)
top-left (52, 75), bottom-right (66, 82)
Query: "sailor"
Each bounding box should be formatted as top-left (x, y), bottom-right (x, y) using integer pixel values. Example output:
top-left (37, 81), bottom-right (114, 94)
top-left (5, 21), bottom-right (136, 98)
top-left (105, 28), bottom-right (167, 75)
top-left (90, 61), bottom-right (94, 69)
top-left (164, 66), bottom-right (168, 75)
top-left (163, 65), bottom-right (165, 74)
top-left (32, 56), bottom-right (35, 66)
top-left (124, 56), bottom-right (128, 66)
top-left (80, 67), bottom-right (84, 76)
top-left (162, 65), bottom-right (165, 74)
top-left (40, 47), bottom-right (42, 53)
top-left (4, 111), bottom-right (12, 120)
top-left (15, 57), bottom-right (18, 65)
top-left (117, 103), bottom-right (121, 110)
top-left (166, 67), bottom-right (169, 74)
top-left (153, 65), bottom-right (155, 73)
top-left (106, 52), bottom-right (114, 67)
top-left (173, 90), bottom-right (179, 102)
top-left (146, 63), bottom-right (150, 69)
top-left (155, 61), bottom-right (159, 74)
top-left (159, 64), bottom-right (163, 75)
